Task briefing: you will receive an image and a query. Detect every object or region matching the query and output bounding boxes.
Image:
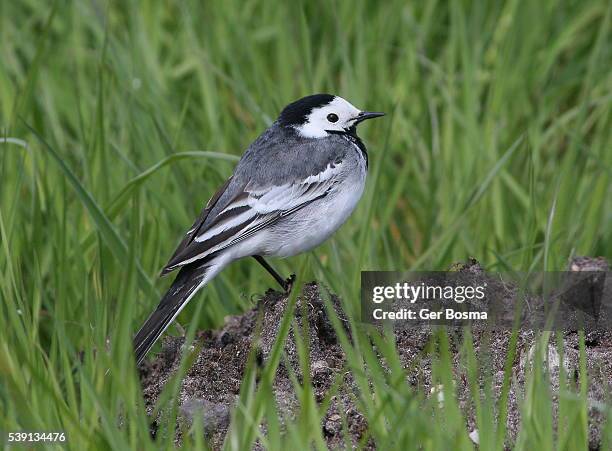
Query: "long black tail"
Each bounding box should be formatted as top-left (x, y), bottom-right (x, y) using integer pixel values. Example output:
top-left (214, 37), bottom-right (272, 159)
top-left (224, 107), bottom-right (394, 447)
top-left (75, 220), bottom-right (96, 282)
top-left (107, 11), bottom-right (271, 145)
top-left (133, 263), bottom-right (209, 365)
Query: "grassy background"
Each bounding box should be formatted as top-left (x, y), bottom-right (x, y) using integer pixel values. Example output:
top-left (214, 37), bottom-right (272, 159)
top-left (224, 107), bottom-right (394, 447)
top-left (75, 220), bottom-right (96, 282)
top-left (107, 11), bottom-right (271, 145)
top-left (1, 0), bottom-right (611, 449)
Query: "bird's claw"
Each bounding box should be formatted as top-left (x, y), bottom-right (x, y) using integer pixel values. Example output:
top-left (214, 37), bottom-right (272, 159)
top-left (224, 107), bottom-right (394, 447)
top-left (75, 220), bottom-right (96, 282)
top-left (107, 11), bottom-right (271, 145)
top-left (283, 274), bottom-right (296, 293)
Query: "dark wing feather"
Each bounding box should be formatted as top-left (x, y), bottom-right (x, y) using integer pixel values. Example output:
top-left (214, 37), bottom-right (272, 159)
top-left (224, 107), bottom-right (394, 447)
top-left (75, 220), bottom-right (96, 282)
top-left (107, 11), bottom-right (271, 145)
top-left (160, 176), bottom-right (233, 276)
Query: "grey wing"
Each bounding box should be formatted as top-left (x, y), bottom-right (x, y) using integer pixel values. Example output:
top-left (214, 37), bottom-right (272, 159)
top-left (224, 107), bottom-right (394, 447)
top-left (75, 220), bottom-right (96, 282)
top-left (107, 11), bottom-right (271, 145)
top-left (160, 160), bottom-right (346, 274)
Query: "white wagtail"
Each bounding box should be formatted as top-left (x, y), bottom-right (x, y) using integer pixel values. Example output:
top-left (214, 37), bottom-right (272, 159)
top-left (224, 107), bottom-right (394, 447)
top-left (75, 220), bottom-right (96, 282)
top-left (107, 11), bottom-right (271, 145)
top-left (134, 94), bottom-right (384, 364)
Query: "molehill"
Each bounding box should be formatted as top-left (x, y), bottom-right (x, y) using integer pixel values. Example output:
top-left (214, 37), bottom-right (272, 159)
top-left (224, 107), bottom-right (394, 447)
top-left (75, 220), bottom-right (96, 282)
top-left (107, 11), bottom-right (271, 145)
top-left (139, 257), bottom-right (611, 449)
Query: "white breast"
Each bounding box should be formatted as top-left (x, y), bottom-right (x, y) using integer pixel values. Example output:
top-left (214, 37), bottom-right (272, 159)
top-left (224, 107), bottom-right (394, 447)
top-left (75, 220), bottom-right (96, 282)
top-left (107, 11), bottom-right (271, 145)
top-left (264, 156), bottom-right (367, 257)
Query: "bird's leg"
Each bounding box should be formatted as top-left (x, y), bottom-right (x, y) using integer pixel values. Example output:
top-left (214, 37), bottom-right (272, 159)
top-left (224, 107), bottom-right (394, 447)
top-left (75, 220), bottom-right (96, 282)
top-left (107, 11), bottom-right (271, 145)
top-left (253, 255), bottom-right (295, 293)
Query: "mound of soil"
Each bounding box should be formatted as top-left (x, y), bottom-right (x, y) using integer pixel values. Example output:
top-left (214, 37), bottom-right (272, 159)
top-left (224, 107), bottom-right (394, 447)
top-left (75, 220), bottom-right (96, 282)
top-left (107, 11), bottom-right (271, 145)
top-left (139, 258), bottom-right (611, 449)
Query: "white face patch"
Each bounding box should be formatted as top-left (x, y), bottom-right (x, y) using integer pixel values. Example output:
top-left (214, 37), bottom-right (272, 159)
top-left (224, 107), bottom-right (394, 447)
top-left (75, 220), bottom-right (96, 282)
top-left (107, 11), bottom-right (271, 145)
top-left (294, 96), bottom-right (362, 138)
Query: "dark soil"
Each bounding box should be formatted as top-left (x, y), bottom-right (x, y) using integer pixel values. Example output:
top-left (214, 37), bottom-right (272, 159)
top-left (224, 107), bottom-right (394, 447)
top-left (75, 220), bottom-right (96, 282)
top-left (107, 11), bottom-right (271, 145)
top-left (139, 257), bottom-right (611, 449)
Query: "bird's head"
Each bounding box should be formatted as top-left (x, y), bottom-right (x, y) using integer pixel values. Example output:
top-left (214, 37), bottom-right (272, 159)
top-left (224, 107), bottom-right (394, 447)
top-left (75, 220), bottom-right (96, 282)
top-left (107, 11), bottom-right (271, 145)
top-left (278, 94), bottom-right (384, 138)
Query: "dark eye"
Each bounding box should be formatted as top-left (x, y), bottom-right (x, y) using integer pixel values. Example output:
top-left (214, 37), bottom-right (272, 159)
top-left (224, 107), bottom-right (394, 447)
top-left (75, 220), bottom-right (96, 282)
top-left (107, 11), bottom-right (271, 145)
top-left (327, 113), bottom-right (339, 123)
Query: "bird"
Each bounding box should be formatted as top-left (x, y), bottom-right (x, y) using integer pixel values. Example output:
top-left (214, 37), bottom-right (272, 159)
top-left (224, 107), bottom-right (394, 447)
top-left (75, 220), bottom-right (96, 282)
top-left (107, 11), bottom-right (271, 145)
top-left (133, 94), bottom-right (384, 365)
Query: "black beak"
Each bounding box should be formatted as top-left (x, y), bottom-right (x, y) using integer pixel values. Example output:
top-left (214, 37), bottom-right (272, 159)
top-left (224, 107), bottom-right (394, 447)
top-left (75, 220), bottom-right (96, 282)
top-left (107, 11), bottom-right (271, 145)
top-left (354, 111), bottom-right (385, 124)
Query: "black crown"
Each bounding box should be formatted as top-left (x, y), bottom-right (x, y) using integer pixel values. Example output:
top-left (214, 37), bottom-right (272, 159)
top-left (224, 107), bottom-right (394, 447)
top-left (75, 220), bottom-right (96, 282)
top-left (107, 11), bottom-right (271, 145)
top-left (278, 94), bottom-right (335, 126)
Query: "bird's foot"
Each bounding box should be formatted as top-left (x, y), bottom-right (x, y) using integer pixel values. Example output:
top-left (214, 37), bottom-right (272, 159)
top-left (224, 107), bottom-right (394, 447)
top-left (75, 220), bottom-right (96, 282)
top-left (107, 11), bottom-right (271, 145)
top-left (283, 274), bottom-right (296, 294)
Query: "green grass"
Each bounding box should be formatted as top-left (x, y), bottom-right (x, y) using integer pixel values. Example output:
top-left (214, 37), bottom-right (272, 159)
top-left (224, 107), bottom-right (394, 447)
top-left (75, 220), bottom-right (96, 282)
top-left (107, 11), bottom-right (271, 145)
top-left (1, 0), bottom-right (611, 449)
